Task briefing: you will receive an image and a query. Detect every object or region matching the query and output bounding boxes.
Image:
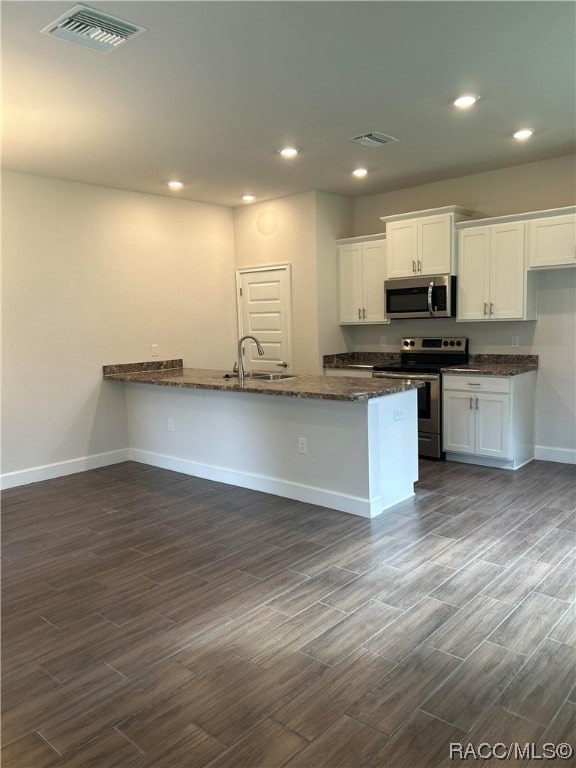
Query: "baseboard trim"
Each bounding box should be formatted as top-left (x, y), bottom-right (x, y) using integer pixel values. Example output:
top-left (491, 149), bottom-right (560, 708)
top-left (129, 448), bottom-right (378, 517)
top-left (445, 452), bottom-right (534, 471)
top-left (0, 449), bottom-right (130, 490)
top-left (534, 445), bottom-right (576, 464)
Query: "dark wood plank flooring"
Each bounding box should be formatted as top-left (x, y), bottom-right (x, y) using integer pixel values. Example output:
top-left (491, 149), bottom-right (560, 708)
top-left (2, 459), bottom-right (575, 767)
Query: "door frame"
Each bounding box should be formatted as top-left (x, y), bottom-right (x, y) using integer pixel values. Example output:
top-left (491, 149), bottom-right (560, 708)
top-left (235, 263), bottom-right (294, 372)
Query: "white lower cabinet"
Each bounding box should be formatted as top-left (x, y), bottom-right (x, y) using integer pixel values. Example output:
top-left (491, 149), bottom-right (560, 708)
top-left (443, 372), bottom-right (536, 470)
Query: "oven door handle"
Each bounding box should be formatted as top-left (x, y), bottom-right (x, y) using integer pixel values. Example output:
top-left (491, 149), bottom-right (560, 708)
top-left (373, 372), bottom-right (439, 382)
top-left (427, 281), bottom-right (435, 317)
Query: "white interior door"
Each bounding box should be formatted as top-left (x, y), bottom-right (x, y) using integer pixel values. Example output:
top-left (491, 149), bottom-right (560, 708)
top-left (237, 265), bottom-right (293, 373)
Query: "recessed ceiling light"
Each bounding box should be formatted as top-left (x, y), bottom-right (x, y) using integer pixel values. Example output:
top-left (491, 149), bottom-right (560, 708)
top-left (279, 147), bottom-right (298, 158)
top-left (352, 168), bottom-right (368, 178)
top-left (513, 129), bottom-right (533, 140)
top-left (242, 195), bottom-right (256, 202)
top-left (453, 94), bottom-right (480, 109)
top-left (168, 180), bottom-right (183, 190)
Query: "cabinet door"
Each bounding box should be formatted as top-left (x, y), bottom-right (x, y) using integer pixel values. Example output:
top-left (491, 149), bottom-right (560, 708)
top-left (489, 223), bottom-right (525, 320)
top-left (362, 240), bottom-right (387, 322)
top-left (457, 228), bottom-right (490, 321)
top-left (338, 244), bottom-right (363, 323)
top-left (475, 393), bottom-right (510, 458)
top-left (419, 214), bottom-right (452, 275)
top-left (527, 215), bottom-right (576, 268)
top-left (443, 391), bottom-right (475, 453)
top-left (387, 219), bottom-right (417, 278)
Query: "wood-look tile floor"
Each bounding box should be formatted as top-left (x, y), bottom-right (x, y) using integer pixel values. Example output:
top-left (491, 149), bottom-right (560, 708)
top-left (2, 459), bottom-right (575, 768)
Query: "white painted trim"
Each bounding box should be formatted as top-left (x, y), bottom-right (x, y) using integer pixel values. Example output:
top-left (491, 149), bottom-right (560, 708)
top-left (129, 447), bottom-right (397, 517)
top-left (380, 205), bottom-right (475, 224)
top-left (456, 205), bottom-right (576, 229)
top-left (445, 452), bottom-right (534, 471)
top-left (0, 449), bottom-right (130, 490)
top-left (534, 445), bottom-right (576, 464)
top-left (336, 232), bottom-right (386, 245)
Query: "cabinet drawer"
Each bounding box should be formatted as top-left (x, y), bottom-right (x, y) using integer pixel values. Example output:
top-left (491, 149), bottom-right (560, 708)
top-left (443, 375), bottom-right (510, 393)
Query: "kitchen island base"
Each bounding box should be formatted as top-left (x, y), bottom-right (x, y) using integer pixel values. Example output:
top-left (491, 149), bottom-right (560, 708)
top-left (124, 384), bottom-right (418, 518)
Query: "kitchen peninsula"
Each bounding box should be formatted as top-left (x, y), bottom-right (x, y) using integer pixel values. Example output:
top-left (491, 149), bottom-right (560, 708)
top-left (103, 361), bottom-right (422, 517)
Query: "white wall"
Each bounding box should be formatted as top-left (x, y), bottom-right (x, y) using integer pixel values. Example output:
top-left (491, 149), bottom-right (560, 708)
top-left (233, 192), bottom-right (320, 374)
top-left (353, 155), bottom-right (576, 233)
top-left (348, 155), bottom-right (576, 461)
top-left (233, 191), bottom-right (352, 374)
top-left (315, 192), bottom-right (353, 367)
top-left (1, 171), bottom-right (236, 481)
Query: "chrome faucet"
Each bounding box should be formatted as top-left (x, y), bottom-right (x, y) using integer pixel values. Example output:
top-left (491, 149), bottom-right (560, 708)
top-left (237, 335), bottom-right (264, 383)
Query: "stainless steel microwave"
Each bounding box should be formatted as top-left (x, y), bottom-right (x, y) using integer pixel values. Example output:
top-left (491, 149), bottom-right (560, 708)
top-left (384, 275), bottom-right (456, 319)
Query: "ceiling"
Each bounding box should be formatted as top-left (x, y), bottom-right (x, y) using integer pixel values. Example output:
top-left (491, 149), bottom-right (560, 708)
top-left (2, 1), bottom-right (575, 208)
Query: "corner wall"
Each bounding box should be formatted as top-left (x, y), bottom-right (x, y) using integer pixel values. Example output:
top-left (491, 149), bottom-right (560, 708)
top-left (1, 171), bottom-right (237, 484)
top-left (233, 192), bottom-right (320, 374)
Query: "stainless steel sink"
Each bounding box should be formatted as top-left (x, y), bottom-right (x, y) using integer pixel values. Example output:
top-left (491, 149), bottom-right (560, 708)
top-left (223, 372), bottom-right (295, 381)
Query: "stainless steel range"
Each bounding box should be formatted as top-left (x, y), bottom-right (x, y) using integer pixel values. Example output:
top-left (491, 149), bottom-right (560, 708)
top-left (373, 337), bottom-right (469, 459)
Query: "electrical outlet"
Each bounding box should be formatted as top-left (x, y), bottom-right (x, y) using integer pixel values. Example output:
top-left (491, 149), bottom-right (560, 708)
top-left (511, 336), bottom-right (519, 348)
top-left (167, 418), bottom-right (174, 432)
top-left (151, 344), bottom-right (159, 357)
top-left (297, 437), bottom-right (308, 454)
top-left (379, 336), bottom-right (387, 347)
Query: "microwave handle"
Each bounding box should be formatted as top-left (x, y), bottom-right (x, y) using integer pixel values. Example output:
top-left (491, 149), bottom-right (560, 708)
top-left (427, 281), bottom-right (435, 317)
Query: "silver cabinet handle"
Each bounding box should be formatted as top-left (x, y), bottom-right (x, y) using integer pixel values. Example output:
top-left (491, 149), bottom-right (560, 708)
top-left (475, 396), bottom-right (479, 410)
top-left (490, 302), bottom-right (494, 315)
top-left (467, 382), bottom-right (481, 386)
top-left (469, 396), bottom-right (473, 410)
top-left (417, 260), bottom-right (422, 272)
top-left (484, 302), bottom-right (488, 316)
top-left (276, 362), bottom-right (288, 368)
top-left (412, 260), bottom-right (416, 273)
top-left (363, 308), bottom-right (366, 319)
top-left (358, 308), bottom-right (361, 320)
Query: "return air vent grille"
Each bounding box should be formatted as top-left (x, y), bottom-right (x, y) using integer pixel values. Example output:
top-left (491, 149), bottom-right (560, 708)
top-left (41, 4), bottom-right (146, 53)
top-left (351, 131), bottom-right (399, 148)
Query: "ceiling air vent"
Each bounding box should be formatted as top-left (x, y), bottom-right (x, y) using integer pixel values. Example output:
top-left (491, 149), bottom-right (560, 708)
top-left (351, 131), bottom-right (399, 148)
top-left (41, 4), bottom-right (146, 53)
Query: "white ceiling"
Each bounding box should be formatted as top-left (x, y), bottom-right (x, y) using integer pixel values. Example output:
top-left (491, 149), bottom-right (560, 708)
top-left (2, 1), bottom-right (575, 208)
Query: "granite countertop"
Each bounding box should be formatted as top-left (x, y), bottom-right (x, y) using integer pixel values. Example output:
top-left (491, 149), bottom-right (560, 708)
top-left (441, 354), bottom-right (539, 377)
top-left (323, 352), bottom-right (400, 369)
top-left (103, 360), bottom-right (423, 402)
top-left (323, 353), bottom-right (538, 377)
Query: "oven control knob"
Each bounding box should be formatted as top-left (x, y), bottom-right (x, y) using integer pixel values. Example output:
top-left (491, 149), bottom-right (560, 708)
top-left (442, 340), bottom-right (448, 347)
top-left (449, 341), bottom-right (455, 346)
top-left (456, 340), bottom-right (462, 346)
top-left (410, 340), bottom-right (415, 346)
top-left (403, 340), bottom-right (410, 347)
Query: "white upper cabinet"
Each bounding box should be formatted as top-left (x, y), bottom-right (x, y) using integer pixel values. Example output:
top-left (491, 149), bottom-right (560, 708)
top-left (527, 213), bottom-right (576, 269)
top-left (337, 236), bottom-right (387, 324)
top-left (338, 243), bottom-right (363, 324)
top-left (381, 206), bottom-right (474, 278)
top-left (457, 222), bottom-right (537, 321)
